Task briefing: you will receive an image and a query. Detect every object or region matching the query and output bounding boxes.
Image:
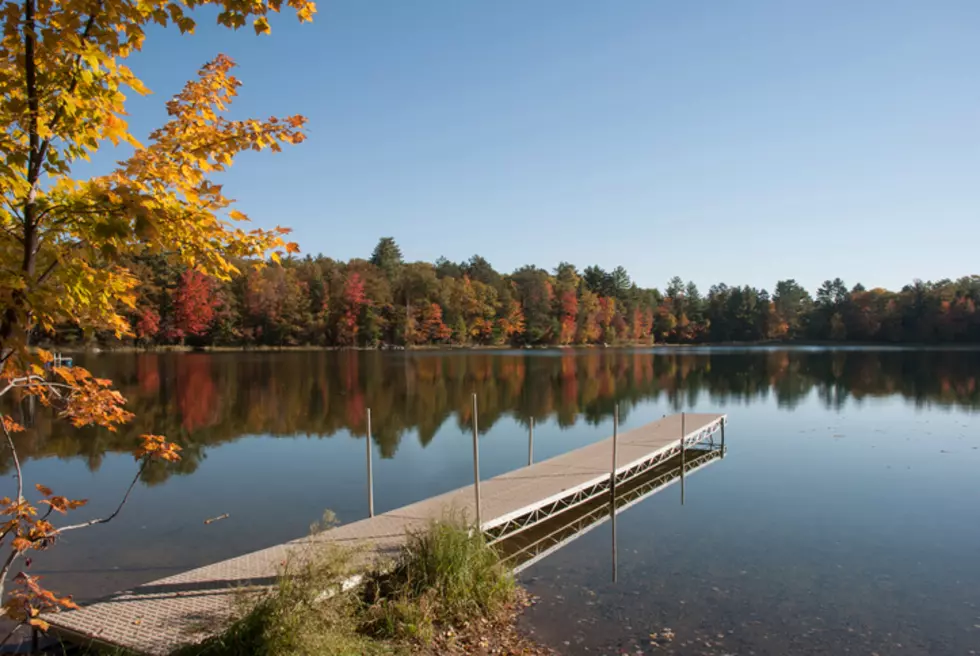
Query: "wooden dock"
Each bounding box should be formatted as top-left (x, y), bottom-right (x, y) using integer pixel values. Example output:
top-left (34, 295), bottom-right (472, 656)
top-left (45, 412), bottom-right (726, 655)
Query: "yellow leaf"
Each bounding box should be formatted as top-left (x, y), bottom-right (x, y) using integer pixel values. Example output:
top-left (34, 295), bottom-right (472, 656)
top-left (254, 17), bottom-right (271, 35)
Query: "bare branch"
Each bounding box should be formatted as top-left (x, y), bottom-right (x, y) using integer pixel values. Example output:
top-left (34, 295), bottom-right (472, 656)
top-left (0, 545), bottom-right (23, 609)
top-left (0, 620), bottom-right (24, 647)
top-left (55, 460), bottom-right (147, 534)
top-left (1, 415), bottom-right (24, 503)
top-left (0, 376), bottom-right (73, 399)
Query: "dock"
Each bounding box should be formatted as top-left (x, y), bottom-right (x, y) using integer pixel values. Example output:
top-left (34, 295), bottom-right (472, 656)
top-left (46, 412), bottom-right (726, 655)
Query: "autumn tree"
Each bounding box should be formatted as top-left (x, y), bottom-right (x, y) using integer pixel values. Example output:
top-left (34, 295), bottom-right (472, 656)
top-left (170, 269), bottom-right (217, 342)
top-left (598, 297), bottom-right (617, 343)
top-left (512, 266), bottom-right (556, 345)
top-left (576, 289), bottom-right (601, 344)
top-left (336, 272), bottom-right (367, 346)
top-left (557, 290), bottom-right (578, 344)
top-left (418, 302), bottom-right (451, 343)
top-left (0, 0), bottom-right (314, 637)
top-left (134, 307), bottom-right (161, 344)
top-left (553, 262), bottom-right (579, 345)
top-left (242, 264), bottom-right (308, 345)
top-left (496, 297), bottom-right (525, 342)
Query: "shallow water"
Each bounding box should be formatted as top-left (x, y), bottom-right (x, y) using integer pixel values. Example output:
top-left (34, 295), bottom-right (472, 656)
top-left (7, 348), bottom-right (979, 654)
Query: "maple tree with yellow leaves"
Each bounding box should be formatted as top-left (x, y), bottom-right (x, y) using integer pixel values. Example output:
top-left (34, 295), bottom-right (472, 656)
top-left (0, 0), bottom-right (314, 642)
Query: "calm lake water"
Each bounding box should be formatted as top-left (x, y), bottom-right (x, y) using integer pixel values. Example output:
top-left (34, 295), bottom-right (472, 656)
top-left (8, 348), bottom-right (980, 654)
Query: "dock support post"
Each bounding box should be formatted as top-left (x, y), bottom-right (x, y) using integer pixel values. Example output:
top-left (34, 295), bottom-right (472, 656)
top-left (472, 393), bottom-right (482, 531)
top-left (720, 418), bottom-right (726, 459)
top-left (610, 404), bottom-right (619, 583)
top-left (680, 411), bottom-right (686, 506)
top-left (366, 408), bottom-right (374, 517)
top-left (528, 417), bottom-right (534, 466)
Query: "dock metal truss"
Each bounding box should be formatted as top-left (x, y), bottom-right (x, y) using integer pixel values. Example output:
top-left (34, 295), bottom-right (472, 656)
top-left (504, 446), bottom-right (725, 574)
top-left (484, 414), bottom-right (726, 545)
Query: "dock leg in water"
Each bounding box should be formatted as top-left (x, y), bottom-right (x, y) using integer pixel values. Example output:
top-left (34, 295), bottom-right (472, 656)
top-left (366, 408), bottom-right (374, 517)
top-left (471, 393), bottom-right (482, 530)
top-left (680, 412), bottom-right (686, 506)
top-left (528, 417), bottom-right (534, 466)
top-left (610, 404), bottom-right (619, 583)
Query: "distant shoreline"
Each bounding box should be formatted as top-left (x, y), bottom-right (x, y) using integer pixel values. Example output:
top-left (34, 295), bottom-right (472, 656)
top-left (45, 341), bottom-right (980, 355)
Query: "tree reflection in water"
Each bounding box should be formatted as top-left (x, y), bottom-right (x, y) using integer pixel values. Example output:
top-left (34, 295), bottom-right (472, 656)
top-left (5, 348), bottom-right (978, 483)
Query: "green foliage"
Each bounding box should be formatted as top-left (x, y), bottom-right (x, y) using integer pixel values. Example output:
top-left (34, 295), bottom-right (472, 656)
top-left (369, 238), bottom-right (404, 282)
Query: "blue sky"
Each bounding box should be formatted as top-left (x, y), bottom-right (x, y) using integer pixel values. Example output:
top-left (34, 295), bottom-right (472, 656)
top-left (100, 0), bottom-right (979, 294)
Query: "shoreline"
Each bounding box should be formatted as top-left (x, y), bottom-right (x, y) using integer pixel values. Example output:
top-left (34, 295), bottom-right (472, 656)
top-left (46, 341), bottom-right (980, 355)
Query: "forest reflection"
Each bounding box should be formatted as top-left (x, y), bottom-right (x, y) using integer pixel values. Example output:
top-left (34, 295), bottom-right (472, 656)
top-left (7, 349), bottom-right (979, 482)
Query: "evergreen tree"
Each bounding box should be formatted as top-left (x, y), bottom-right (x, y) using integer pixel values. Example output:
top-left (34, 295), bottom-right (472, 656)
top-left (370, 237), bottom-right (404, 281)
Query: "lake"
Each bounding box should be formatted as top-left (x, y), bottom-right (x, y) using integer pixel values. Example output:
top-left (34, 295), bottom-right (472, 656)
top-left (8, 348), bottom-right (980, 654)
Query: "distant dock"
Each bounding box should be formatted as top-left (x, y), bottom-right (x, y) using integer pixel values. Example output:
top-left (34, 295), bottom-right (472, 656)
top-left (46, 412), bottom-right (727, 654)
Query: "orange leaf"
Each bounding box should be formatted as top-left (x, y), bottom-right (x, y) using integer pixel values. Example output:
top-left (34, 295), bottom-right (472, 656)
top-left (12, 537), bottom-right (31, 552)
top-left (2, 416), bottom-right (24, 434)
top-left (29, 617), bottom-right (50, 631)
top-left (35, 484), bottom-right (53, 497)
top-left (39, 496), bottom-right (69, 513)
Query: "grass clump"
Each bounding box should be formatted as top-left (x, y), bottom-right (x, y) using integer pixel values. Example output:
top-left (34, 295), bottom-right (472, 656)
top-left (176, 544), bottom-right (379, 656)
top-left (175, 512), bottom-right (515, 655)
top-left (174, 512), bottom-right (381, 656)
top-left (362, 515), bottom-right (514, 642)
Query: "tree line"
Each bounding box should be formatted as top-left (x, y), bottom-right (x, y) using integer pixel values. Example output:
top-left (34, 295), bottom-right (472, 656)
top-left (50, 237), bottom-right (980, 348)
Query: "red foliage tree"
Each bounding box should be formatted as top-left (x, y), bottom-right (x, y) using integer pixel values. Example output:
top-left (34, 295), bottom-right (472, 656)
top-left (558, 290), bottom-right (578, 345)
top-left (420, 303), bottom-right (452, 342)
top-left (135, 307), bottom-right (161, 342)
top-left (171, 270), bottom-right (216, 340)
top-left (337, 272), bottom-right (367, 345)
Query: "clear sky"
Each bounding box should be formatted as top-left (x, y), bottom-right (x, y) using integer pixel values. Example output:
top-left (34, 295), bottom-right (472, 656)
top-left (103, 0), bottom-right (979, 294)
